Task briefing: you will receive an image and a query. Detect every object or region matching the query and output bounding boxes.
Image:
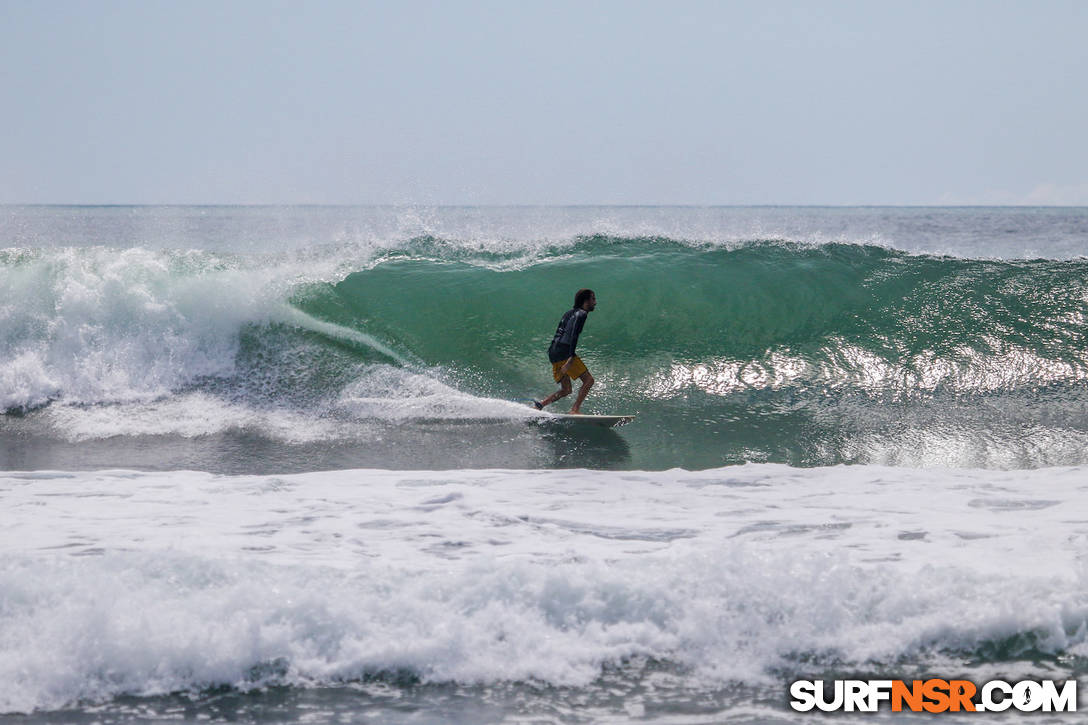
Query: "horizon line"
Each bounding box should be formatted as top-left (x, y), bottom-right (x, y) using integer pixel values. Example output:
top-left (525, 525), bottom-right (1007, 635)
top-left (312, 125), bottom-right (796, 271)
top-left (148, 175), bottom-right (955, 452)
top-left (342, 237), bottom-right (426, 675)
top-left (4, 203), bottom-right (1088, 209)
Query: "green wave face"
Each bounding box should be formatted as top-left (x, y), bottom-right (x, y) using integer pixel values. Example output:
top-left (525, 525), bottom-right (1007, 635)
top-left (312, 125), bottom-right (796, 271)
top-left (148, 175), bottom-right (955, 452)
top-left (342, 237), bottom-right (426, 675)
top-left (296, 239), bottom-right (1088, 394)
top-left (273, 238), bottom-right (1088, 468)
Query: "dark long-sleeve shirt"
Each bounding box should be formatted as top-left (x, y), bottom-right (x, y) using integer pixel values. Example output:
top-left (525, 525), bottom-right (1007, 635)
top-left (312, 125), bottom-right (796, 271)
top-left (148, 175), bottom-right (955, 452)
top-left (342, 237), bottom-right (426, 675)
top-left (547, 308), bottom-right (588, 363)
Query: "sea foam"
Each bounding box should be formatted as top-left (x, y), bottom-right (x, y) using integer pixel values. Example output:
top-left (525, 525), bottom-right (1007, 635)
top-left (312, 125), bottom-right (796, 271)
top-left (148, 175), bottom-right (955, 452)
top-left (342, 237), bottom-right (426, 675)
top-left (2, 464), bottom-right (1086, 713)
top-left (0, 247), bottom-right (287, 410)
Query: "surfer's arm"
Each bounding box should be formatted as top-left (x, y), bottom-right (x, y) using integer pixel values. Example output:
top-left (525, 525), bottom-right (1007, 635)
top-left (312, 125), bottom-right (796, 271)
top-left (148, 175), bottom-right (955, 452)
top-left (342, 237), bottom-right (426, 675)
top-left (567, 312), bottom-right (587, 358)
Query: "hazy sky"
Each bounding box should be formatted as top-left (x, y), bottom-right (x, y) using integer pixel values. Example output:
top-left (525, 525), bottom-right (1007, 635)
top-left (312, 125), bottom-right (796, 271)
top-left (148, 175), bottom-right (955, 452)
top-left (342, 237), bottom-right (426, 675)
top-left (2, 0), bottom-right (1086, 205)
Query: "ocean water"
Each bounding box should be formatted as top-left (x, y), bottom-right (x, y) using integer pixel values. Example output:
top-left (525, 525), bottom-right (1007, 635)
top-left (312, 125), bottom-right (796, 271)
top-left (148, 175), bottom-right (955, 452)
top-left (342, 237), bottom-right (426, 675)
top-left (2, 206), bottom-right (1088, 722)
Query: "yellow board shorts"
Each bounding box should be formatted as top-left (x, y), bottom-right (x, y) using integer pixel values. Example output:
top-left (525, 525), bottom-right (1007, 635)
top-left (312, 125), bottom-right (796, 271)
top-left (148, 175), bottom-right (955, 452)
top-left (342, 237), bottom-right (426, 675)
top-left (552, 355), bottom-right (588, 383)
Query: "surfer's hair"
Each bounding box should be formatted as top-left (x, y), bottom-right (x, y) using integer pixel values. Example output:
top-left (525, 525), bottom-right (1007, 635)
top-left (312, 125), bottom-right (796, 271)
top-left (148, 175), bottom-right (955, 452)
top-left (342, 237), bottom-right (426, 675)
top-left (575, 288), bottom-right (595, 308)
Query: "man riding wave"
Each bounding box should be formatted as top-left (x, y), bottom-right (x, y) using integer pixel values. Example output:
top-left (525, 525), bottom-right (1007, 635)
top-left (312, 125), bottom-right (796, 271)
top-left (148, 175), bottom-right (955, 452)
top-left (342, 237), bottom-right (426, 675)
top-left (534, 288), bottom-right (596, 414)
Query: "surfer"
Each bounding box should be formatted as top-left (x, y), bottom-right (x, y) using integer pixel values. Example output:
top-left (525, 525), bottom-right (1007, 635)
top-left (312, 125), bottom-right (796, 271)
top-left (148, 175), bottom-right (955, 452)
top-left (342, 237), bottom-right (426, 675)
top-left (534, 288), bottom-right (596, 414)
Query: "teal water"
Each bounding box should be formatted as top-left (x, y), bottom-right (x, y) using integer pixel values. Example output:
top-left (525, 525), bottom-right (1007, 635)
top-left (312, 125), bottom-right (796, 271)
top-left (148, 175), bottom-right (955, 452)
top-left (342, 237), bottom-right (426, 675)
top-left (5, 212), bottom-right (1088, 470)
top-left (4, 207), bottom-right (1088, 724)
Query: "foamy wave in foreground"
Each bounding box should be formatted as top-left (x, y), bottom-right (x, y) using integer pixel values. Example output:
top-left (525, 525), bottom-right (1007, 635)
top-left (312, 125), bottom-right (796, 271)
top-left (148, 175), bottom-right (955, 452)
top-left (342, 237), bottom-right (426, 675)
top-left (2, 464), bottom-right (1086, 713)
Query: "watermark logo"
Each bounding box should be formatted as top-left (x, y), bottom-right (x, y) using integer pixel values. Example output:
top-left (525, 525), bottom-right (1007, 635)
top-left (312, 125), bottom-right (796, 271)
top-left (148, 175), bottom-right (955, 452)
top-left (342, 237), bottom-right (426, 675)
top-left (790, 679), bottom-right (1078, 713)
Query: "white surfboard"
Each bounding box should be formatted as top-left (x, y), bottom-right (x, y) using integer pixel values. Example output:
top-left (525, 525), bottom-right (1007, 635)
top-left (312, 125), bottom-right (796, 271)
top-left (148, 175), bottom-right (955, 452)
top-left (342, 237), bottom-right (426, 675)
top-left (516, 400), bottom-right (636, 428)
top-left (542, 412), bottom-right (637, 428)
